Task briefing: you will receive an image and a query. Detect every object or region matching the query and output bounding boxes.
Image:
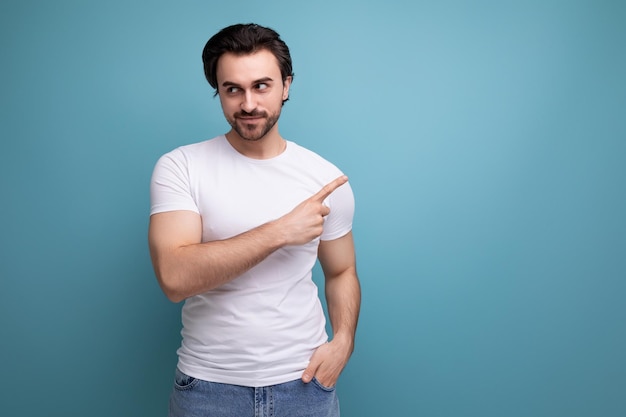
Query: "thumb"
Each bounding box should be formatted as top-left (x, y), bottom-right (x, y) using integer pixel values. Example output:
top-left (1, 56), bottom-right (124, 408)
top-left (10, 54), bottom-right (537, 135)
top-left (302, 357), bottom-right (321, 384)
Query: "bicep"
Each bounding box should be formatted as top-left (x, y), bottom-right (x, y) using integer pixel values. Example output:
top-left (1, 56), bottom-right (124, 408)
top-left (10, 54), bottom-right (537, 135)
top-left (318, 231), bottom-right (356, 278)
top-left (149, 210), bottom-right (202, 259)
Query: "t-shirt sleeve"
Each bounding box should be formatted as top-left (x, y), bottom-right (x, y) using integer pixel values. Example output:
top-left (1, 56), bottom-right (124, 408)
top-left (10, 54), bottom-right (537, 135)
top-left (320, 180), bottom-right (355, 241)
top-left (150, 149), bottom-right (200, 216)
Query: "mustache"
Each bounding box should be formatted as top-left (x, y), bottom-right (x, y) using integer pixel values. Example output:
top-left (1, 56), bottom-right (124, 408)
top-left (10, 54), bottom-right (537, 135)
top-left (235, 109), bottom-right (267, 118)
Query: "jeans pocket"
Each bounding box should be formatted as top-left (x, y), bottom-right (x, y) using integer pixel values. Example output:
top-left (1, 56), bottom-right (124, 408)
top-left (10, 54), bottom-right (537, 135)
top-left (311, 377), bottom-right (336, 392)
top-left (173, 368), bottom-right (199, 391)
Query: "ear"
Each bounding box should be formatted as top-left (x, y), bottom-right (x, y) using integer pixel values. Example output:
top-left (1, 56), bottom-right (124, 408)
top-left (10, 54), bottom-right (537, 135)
top-left (282, 76), bottom-right (292, 101)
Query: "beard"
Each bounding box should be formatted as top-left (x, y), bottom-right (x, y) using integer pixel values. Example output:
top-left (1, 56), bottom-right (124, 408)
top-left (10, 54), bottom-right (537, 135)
top-left (227, 109), bottom-right (281, 142)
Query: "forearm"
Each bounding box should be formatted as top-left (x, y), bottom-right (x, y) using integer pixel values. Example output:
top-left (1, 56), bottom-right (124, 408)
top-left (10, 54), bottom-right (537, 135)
top-left (150, 176), bottom-right (347, 303)
top-left (152, 220), bottom-right (285, 302)
top-left (325, 266), bottom-right (361, 351)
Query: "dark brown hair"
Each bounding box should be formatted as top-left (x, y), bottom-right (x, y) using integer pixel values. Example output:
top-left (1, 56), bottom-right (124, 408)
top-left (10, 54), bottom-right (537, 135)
top-left (202, 23), bottom-right (294, 102)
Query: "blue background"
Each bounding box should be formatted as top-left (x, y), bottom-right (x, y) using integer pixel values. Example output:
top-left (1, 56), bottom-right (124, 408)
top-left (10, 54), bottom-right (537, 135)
top-left (1, 1), bottom-right (625, 416)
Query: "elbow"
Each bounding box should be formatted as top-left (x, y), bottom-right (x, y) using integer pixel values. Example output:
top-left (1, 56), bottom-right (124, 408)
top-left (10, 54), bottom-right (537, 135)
top-left (163, 287), bottom-right (186, 304)
top-left (154, 266), bottom-right (187, 303)
top-left (159, 277), bottom-right (187, 303)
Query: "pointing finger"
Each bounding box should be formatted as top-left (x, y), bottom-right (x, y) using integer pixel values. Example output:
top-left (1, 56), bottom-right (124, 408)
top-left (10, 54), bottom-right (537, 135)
top-left (311, 175), bottom-right (348, 202)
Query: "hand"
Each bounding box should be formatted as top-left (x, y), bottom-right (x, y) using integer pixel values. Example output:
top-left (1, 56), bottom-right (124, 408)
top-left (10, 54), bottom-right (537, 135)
top-left (301, 336), bottom-right (353, 387)
top-left (276, 175), bottom-right (348, 246)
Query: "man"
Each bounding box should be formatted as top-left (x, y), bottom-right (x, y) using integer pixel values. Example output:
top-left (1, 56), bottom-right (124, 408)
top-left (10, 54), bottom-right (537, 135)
top-left (149, 23), bottom-right (360, 417)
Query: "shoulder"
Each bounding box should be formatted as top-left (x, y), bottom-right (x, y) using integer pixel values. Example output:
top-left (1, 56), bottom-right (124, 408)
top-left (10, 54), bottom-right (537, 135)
top-left (153, 136), bottom-right (227, 175)
top-left (160, 136), bottom-right (225, 163)
top-left (286, 141), bottom-right (343, 179)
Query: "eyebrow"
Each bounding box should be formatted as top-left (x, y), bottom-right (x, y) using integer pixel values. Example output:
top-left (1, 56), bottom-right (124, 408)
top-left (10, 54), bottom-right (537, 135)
top-left (221, 77), bottom-right (274, 88)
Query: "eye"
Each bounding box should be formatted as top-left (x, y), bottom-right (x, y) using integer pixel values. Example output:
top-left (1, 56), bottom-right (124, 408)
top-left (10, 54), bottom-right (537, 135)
top-left (226, 86), bottom-right (240, 94)
top-left (256, 83), bottom-right (269, 90)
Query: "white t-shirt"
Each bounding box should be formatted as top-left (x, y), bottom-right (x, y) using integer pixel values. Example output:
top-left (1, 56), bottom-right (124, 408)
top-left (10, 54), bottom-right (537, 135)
top-left (150, 135), bottom-right (354, 387)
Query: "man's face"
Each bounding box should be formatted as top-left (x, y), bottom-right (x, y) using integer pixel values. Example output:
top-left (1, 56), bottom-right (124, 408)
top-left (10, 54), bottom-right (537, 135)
top-left (216, 49), bottom-right (291, 142)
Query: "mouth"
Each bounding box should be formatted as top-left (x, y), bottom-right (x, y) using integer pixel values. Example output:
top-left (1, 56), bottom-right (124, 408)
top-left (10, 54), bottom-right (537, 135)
top-left (236, 116), bottom-right (264, 127)
top-left (237, 117), bottom-right (262, 129)
top-left (236, 110), bottom-right (266, 120)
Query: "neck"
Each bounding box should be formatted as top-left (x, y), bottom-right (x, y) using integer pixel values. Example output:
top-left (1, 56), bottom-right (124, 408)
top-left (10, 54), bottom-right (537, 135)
top-left (225, 128), bottom-right (286, 160)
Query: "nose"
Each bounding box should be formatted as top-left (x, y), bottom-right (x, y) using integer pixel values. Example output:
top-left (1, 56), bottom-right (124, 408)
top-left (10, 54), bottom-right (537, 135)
top-left (241, 90), bottom-right (256, 113)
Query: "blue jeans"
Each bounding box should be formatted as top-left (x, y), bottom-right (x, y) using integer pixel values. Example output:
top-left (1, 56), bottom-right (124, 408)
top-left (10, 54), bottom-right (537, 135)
top-left (169, 368), bottom-right (340, 417)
